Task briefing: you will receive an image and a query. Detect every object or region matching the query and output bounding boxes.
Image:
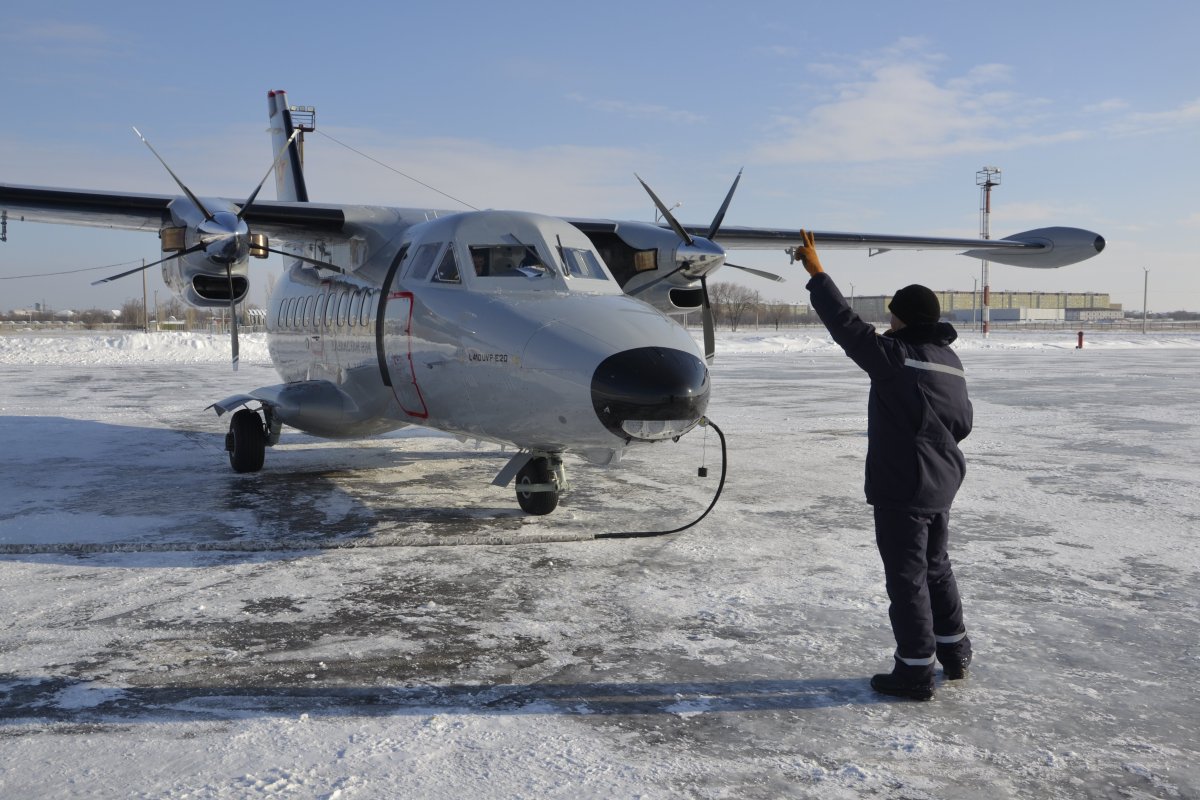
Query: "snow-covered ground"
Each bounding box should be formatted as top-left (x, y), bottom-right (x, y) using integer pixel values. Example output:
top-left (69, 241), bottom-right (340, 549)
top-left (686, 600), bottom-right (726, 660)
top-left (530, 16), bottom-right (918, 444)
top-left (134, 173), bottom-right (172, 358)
top-left (1, 329), bottom-right (1197, 798)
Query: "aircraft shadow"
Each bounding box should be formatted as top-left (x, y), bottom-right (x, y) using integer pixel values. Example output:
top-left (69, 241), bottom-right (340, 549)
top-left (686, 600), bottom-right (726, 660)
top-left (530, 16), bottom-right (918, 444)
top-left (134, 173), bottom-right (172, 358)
top-left (0, 415), bottom-right (529, 566)
top-left (0, 415), bottom-right (713, 565)
top-left (0, 675), bottom-right (880, 725)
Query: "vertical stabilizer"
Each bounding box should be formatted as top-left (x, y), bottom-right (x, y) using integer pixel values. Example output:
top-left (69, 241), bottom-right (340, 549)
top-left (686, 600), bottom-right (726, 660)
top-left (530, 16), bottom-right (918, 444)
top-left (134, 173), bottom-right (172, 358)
top-left (266, 90), bottom-right (310, 202)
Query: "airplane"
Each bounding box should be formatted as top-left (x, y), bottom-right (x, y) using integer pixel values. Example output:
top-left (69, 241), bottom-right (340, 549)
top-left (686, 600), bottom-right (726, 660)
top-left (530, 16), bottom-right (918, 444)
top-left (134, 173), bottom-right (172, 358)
top-left (0, 89), bottom-right (1104, 516)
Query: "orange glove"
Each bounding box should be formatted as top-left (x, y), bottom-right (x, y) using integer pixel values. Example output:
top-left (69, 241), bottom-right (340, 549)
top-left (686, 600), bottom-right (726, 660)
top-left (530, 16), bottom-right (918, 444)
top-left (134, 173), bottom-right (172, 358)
top-left (795, 229), bottom-right (824, 276)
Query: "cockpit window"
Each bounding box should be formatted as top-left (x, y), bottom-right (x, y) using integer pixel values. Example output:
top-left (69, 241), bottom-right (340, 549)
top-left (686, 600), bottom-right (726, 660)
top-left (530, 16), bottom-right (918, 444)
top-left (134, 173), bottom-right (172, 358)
top-left (469, 245), bottom-right (551, 279)
top-left (431, 247), bottom-right (462, 284)
top-left (405, 242), bottom-right (442, 281)
top-left (559, 246), bottom-right (609, 281)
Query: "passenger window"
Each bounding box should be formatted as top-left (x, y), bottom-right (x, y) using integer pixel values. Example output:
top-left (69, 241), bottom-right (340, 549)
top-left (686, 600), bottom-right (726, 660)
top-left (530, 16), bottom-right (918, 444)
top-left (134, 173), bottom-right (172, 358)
top-left (349, 290), bottom-right (362, 327)
top-left (303, 295), bottom-right (314, 328)
top-left (361, 291), bottom-right (373, 327)
top-left (324, 293), bottom-right (337, 328)
top-left (431, 248), bottom-right (462, 284)
top-left (337, 291), bottom-right (350, 326)
top-left (314, 294), bottom-right (327, 328)
top-left (406, 243), bottom-right (442, 281)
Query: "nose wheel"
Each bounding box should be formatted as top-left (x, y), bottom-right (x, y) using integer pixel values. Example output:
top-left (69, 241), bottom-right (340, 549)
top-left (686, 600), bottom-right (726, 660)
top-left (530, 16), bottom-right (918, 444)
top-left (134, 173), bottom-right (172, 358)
top-left (516, 456), bottom-right (561, 515)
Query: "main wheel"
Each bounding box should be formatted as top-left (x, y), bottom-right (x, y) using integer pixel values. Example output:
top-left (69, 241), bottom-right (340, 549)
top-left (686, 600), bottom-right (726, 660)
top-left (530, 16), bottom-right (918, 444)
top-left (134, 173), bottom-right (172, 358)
top-left (227, 408), bottom-right (267, 473)
top-left (516, 457), bottom-right (559, 515)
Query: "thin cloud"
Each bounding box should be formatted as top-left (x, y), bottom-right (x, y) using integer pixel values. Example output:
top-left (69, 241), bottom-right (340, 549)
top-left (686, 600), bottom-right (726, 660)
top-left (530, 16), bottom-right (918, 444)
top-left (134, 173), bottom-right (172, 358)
top-left (1107, 98), bottom-right (1200, 137)
top-left (754, 47), bottom-right (1086, 164)
top-left (2, 20), bottom-right (124, 59)
top-left (301, 130), bottom-right (649, 217)
top-left (566, 93), bottom-right (707, 125)
top-left (1085, 98), bottom-right (1129, 114)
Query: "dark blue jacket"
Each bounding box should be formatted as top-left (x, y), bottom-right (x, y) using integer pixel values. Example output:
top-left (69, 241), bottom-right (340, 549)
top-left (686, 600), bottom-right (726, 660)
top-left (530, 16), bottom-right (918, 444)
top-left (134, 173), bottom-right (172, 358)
top-left (807, 273), bottom-right (972, 511)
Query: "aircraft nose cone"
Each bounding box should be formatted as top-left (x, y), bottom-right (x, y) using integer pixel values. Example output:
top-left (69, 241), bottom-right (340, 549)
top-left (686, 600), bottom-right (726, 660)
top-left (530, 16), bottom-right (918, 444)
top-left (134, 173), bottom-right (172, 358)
top-left (591, 346), bottom-right (710, 442)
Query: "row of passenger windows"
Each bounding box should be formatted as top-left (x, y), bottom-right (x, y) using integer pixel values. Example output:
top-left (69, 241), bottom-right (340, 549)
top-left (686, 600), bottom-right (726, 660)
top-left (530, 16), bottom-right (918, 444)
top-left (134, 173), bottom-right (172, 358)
top-left (277, 287), bottom-right (378, 331)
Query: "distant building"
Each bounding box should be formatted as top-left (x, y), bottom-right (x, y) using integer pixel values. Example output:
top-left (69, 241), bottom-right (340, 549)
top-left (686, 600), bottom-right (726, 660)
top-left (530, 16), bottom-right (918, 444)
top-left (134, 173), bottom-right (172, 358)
top-left (848, 291), bottom-right (1123, 323)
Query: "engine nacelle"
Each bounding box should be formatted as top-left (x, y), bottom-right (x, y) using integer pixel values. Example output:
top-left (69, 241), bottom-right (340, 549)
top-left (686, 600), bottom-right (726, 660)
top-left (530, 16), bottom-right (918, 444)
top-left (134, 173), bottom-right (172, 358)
top-left (157, 195), bottom-right (266, 308)
top-left (623, 281), bottom-right (704, 316)
top-left (161, 250), bottom-right (250, 308)
top-left (579, 220), bottom-right (723, 316)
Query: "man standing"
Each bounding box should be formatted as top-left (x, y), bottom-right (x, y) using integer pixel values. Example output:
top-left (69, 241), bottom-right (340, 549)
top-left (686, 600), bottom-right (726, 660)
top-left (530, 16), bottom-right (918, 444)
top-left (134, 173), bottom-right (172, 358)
top-left (795, 230), bottom-right (973, 701)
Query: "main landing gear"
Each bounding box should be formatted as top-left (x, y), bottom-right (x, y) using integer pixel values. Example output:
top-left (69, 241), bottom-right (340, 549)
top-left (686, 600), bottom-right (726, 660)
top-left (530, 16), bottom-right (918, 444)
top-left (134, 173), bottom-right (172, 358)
top-left (515, 454), bottom-right (564, 516)
top-left (225, 408), bottom-right (267, 473)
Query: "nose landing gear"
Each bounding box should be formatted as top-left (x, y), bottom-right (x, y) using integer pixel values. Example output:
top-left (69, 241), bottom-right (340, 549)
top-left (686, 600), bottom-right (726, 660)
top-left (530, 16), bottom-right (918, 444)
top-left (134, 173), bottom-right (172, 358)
top-left (515, 454), bottom-right (564, 515)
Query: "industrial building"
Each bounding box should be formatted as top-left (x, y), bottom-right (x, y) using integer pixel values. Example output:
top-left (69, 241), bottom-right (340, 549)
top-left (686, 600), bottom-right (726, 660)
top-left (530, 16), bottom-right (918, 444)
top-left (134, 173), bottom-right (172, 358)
top-left (847, 290), bottom-right (1123, 323)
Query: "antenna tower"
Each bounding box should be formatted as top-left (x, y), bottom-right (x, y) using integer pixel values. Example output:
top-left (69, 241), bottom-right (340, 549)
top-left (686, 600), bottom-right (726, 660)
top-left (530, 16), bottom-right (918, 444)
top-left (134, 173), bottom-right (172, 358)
top-left (976, 166), bottom-right (1001, 335)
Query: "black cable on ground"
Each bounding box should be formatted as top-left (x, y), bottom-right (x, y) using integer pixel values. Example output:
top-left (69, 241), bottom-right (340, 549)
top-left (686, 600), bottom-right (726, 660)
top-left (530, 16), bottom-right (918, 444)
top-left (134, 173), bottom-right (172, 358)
top-left (596, 417), bottom-right (726, 539)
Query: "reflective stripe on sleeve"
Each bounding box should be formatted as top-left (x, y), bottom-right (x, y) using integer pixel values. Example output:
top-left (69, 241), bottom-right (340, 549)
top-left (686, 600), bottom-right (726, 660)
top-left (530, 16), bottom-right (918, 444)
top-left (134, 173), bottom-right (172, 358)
top-left (904, 358), bottom-right (966, 378)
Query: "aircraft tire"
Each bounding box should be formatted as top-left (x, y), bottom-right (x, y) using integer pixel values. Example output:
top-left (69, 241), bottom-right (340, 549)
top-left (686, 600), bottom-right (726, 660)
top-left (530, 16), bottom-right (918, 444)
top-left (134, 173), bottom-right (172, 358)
top-left (516, 457), bottom-right (559, 515)
top-left (228, 409), bottom-right (267, 473)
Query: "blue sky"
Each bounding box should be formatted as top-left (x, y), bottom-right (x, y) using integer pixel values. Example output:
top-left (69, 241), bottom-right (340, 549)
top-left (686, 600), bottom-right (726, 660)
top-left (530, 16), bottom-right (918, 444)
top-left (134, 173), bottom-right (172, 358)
top-left (2, 1), bottom-right (1197, 313)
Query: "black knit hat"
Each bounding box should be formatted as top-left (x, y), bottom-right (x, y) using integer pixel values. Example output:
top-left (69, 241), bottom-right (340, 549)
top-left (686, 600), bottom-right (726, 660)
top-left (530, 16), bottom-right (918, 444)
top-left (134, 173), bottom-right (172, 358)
top-left (888, 284), bottom-right (941, 325)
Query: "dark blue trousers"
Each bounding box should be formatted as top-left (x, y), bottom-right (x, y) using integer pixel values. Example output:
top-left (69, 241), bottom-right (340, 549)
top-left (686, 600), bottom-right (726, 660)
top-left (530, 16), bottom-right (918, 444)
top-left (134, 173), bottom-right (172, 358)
top-left (873, 507), bottom-right (966, 663)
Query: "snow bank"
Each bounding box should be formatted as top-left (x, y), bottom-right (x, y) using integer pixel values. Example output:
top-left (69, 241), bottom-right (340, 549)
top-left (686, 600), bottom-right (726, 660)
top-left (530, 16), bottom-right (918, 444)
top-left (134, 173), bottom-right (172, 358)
top-left (0, 331), bottom-right (271, 366)
top-left (4, 328), bottom-right (1196, 368)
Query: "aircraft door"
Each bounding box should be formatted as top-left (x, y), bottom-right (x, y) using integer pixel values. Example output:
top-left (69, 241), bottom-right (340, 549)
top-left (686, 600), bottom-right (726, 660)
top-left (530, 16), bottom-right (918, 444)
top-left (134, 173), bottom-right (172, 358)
top-left (378, 246), bottom-right (430, 419)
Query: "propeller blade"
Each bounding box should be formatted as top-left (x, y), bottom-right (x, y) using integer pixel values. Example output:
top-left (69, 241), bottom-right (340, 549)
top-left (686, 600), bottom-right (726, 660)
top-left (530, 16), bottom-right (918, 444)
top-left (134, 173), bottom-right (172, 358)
top-left (264, 246), bottom-right (347, 274)
top-left (133, 127), bottom-right (214, 221)
top-left (226, 265), bottom-right (240, 372)
top-left (706, 168), bottom-right (742, 240)
top-left (238, 128), bottom-right (301, 221)
top-left (726, 261), bottom-right (785, 283)
top-left (636, 174), bottom-right (693, 246)
top-left (90, 243), bottom-right (207, 285)
top-left (700, 275), bottom-right (715, 364)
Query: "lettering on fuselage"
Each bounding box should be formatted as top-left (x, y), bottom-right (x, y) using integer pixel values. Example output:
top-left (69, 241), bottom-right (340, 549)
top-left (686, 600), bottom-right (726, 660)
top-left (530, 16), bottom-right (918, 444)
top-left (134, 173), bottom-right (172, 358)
top-left (465, 348), bottom-right (516, 366)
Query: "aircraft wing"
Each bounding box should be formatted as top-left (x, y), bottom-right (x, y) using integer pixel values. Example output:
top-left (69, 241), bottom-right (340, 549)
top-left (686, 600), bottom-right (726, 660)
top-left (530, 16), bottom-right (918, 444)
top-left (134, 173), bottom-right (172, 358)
top-left (694, 224), bottom-right (1105, 270)
top-left (567, 217), bottom-right (1104, 270)
top-left (0, 183), bottom-right (348, 244)
top-left (698, 224), bottom-right (1027, 252)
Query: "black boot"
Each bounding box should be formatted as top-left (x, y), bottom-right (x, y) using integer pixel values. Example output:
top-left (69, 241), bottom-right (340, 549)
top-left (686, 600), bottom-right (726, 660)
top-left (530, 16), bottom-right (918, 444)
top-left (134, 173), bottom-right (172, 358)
top-left (870, 659), bottom-right (934, 701)
top-left (937, 636), bottom-right (972, 680)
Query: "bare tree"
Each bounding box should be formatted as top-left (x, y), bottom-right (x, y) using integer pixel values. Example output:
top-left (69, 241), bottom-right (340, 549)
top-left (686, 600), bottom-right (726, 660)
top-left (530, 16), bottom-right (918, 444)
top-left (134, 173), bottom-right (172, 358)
top-left (763, 299), bottom-right (795, 330)
top-left (119, 298), bottom-right (147, 330)
top-left (706, 281), bottom-right (731, 329)
top-left (712, 282), bottom-right (761, 331)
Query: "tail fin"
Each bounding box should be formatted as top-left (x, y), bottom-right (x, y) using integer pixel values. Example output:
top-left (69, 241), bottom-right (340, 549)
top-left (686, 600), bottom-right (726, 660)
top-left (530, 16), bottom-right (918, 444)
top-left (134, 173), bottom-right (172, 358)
top-left (266, 89), bottom-right (310, 202)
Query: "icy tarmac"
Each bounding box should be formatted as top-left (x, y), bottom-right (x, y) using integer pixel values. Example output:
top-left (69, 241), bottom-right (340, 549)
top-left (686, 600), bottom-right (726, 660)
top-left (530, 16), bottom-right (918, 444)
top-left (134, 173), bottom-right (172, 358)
top-left (1, 330), bottom-right (1197, 798)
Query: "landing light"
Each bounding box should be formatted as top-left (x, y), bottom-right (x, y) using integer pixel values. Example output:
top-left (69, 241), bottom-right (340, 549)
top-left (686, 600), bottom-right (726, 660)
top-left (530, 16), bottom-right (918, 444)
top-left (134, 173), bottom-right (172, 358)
top-left (620, 419), bottom-right (700, 441)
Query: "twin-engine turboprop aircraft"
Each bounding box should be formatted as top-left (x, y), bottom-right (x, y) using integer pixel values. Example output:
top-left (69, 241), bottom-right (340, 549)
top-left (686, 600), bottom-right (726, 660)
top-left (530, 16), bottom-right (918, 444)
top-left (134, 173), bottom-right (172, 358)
top-left (0, 90), bottom-right (1104, 515)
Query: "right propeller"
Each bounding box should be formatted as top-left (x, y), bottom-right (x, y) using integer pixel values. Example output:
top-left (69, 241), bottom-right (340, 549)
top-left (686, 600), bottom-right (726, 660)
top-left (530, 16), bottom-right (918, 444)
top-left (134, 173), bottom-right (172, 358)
top-left (635, 170), bottom-right (783, 364)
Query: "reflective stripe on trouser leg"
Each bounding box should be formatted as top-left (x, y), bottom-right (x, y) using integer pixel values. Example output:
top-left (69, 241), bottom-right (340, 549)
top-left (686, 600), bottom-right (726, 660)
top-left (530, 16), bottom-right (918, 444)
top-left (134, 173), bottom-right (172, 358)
top-left (897, 652), bottom-right (936, 667)
top-left (936, 631), bottom-right (967, 644)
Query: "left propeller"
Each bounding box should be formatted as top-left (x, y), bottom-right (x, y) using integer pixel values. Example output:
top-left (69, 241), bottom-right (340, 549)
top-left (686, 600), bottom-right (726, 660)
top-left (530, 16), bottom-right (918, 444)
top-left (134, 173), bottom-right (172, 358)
top-left (92, 128), bottom-right (341, 371)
